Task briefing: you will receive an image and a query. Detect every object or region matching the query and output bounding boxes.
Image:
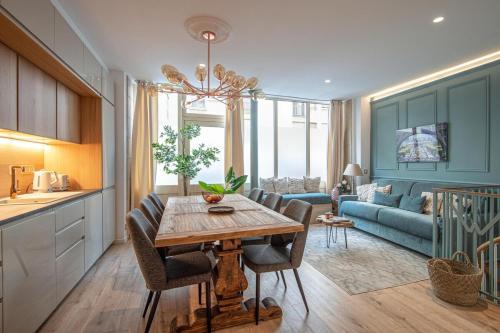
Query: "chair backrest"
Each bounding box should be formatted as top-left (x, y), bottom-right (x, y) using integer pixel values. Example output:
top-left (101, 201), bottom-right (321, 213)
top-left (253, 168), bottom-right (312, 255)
top-left (148, 192), bottom-right (165, 212)
top-left (262, 192), bottom-right (283, 212)
top-left (126, 209), bottom-right (167, 291)
top-left (248, 188), bottom-right (264, 203)
top-left (140, 198), bottom-right (162, 230)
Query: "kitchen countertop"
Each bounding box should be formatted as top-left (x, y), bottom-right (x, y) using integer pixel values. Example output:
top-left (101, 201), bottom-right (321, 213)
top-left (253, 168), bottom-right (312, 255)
top-left (0, 190), bottom-right (101, 225)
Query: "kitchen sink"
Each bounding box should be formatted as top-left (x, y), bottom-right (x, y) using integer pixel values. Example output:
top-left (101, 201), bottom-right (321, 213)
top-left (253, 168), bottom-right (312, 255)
top-left (0, 197), bottom-right (60, 205)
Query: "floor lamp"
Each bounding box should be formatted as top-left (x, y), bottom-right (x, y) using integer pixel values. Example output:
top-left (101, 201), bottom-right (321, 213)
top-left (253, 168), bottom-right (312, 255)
top-left (343, 163), bottom-right (363, 194)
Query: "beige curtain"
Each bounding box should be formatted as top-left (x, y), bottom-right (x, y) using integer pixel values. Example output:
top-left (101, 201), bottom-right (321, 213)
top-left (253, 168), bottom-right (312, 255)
top-left (224, 98), bottom-right (244, 192)
top-left (130, 83), bottom-right (158, 209)
top-left (327, 100), bottom-right (352, 192)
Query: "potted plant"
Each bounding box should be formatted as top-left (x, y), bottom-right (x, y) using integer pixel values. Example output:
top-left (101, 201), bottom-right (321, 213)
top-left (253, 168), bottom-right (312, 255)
top-left (198, 167), bottom-right (248, 203)
top-left (152, 124), bottom-right (219, 196)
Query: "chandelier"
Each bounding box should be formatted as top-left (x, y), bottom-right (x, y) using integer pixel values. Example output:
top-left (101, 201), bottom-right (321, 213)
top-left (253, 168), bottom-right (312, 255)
top-left (159, 17), bottom-right (261, 110)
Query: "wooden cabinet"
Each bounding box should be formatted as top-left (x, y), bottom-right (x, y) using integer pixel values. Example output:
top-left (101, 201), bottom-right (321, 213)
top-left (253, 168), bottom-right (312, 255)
top-left (2, 0), bottom-right (55, 49)
top-left (0, 42), bottom-right (17, 130)
top-left (57, 82), bottom-right (80, 143)
top-left (102, 99), bottom-right (115, 188)
top-left (3, 211), bottom-right (57, 333)
top-left (54, 11), bottom-right (84, 76)
top-left (102, 67), bottom-right (114, 105)
top-left (18, 56), bottom-right (57, 138)
top-left (102, 187), bottom-right (116, 250)
top-left (83, 46), bottom-right (102, 93)
top-left (84, 193), bottom-right (103, 271)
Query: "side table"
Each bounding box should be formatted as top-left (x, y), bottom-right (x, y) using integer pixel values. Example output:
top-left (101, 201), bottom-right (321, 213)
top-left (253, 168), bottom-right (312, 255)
top-left (316, 214), bottom-right (354, 248)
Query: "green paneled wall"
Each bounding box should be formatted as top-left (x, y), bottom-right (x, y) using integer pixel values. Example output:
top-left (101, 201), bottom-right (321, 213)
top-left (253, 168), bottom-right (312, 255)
top-left (371, 60), bottom-right (500, 185)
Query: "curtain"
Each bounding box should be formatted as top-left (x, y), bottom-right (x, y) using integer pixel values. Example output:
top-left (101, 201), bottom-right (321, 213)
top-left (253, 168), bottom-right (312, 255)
top-left (326, 100), bottom-right (352, 192)
top-left (224, 98), bottom-right (244, 192)
top-left (130, 82), bottom-right (158, 209)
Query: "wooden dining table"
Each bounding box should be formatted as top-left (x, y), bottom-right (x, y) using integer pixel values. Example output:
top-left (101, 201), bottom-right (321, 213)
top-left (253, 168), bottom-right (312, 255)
top-left (155, 193), bottom-right (304, 332)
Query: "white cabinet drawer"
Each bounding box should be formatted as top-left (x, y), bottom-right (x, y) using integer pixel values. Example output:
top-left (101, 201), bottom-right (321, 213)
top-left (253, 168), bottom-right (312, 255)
top-left (56, 219), bottom-right (84, 257)
top-left (55, 199), bottom-right (84, 231)
top-left (56, 239), bottom-right (84, 303)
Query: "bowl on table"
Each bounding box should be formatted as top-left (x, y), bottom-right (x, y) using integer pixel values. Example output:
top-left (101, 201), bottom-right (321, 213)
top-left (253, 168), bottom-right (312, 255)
top-left (202, 192), bottom-right (224, 204)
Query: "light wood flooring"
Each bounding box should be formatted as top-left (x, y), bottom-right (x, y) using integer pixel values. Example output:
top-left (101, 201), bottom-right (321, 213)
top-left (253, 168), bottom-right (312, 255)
top-left (40, 242), bottom-right (500, 333)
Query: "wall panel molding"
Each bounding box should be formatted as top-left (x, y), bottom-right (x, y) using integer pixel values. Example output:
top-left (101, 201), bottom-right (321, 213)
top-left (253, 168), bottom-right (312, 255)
top-left (374, 102), bottom-right (399, 171)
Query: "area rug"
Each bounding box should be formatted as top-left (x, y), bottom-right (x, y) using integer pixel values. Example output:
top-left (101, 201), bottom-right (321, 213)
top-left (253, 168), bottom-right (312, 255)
top-left (303, 224), bottom-right (429, 295)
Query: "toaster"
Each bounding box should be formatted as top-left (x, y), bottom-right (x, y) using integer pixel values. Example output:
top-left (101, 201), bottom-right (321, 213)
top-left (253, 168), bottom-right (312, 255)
top-left (52, 174), bottom-right (70, 191)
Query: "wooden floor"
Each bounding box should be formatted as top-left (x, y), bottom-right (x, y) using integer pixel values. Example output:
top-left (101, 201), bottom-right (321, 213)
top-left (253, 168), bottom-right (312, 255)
top-left (40, 242), bottom-right (500, 333)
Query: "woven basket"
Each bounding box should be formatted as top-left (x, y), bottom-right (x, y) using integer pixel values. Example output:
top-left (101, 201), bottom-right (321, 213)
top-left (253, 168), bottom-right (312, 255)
top-left (427, 251), bottom-right (483, 306)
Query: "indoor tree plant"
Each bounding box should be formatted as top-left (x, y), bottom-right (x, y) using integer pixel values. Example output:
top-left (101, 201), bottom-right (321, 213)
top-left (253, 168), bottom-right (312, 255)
top-left (152, 124), bottom-right (219, 196)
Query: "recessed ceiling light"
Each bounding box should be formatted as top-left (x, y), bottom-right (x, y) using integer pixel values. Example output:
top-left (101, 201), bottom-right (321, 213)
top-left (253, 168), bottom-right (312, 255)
top-left (324, 79), bottom-right (331, 84)
top-left (433, 16), bottom-right (444, 23)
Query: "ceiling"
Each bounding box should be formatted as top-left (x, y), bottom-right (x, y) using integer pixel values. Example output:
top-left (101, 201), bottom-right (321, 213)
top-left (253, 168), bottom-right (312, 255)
top-left (56, 0), bottom-right (500, 100)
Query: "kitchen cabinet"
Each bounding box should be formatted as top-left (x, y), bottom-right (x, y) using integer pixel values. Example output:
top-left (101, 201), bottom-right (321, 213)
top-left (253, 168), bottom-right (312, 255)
top-left (0, 42), bottom-right (16, 131)
top-left (84, 46), bottom-right (102, 93)
top-left (56, 239), bottom-right (84, 303)
top-left (84, 193), bottom-right (103, 271)
top-left (18, 56), bottom-right (57, 138)
top-left (54, 10), bottom-right (84, 76)
top-left (102, 99), bottom-right (115, 188)
top-left (57, 82), bottom-right (81, 143)
top-left (3, 211), bottom-right (57, 333)
top-left (2, 0), bottom-right (55, 49)
top-left (102, 187), bottom-right (116, 250)
top-left (102, 67), bottom-right (115, 105)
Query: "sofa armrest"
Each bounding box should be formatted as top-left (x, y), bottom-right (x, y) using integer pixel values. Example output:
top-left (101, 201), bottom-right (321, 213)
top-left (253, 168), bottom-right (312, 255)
top-left (338, 195), bottom-right (358, 216)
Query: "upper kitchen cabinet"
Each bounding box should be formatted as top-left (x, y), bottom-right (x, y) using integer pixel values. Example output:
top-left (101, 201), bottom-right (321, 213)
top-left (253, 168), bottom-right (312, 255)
top-left (0, 42), bottom-right (17, 131)
top-left (102, 99), bottom-right (115, 188)
top-left (57, 82), bottom-right (80, 143)
top-left (84, 46), bottom-right (102, 93)
top-left (18, 56), bottom-right (57, 138)
top-left (2, 0), bottom-right (55, 49)
top-left (54, 11), bottom-right (84, 77)
top-left (102, 67), bottom-right (115, 105)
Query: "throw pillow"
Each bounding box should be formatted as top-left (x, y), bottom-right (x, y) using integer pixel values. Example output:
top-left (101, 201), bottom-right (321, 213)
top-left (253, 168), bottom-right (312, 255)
top-left (399, 195), bottom-right (426, 213)
top-left (273, 177), bottom-right (289, 194)
top-left (421, 192), bottom-right (443, 215)
top-left (367, 185), bottom-right (392, 203)
top-left (357, 183), bottom-right (377, 202)
top-left (259, 177), bottom-right (275, 193)
top-left (304, 176), bottom-right (321, 193)
top-left (373, 191), bottom-right (403, 208)
top-left (288, 177), bottom-right (306, 194)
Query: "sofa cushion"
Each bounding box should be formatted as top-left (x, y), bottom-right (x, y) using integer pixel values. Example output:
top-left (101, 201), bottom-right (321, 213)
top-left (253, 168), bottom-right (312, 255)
top-left (377, 207), bottom-right (433, 240)
top-left (282, 192), bottom-right (331, 205)
top-left (399, 195), bottom-right (426, 213)
top-left (373, 192), bottom-right (402, 208)
top-left (341, 201), bottom-right (386, 221)
top-left (375, 179), bottom-right (414, 196)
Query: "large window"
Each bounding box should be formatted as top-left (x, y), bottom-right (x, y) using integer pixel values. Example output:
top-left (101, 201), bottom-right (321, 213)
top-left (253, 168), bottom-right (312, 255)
top-left (310, 103), bottom-right (329, 181)
top-left (155, 93), bottom-right (179, 186)
top-left (257, 100), bottom-right (274, 178)
top-left (277, 101), bottom-right (306, 178)
top-left (243, 99), bottom-right (251, 183)
top-left (190, 125), bottom-right (225, 184)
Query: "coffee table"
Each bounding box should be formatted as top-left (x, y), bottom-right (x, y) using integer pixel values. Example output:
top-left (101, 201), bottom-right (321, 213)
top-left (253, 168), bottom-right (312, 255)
top-left (316, 214), bottom-right (354, 248)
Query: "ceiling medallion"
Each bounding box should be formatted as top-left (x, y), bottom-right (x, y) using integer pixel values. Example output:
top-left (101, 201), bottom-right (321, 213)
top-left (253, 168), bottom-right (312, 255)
top-left (159, 16), bottom-right (262, 110)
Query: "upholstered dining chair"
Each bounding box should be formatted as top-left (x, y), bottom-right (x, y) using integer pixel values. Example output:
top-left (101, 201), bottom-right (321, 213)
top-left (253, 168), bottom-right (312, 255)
top-left (242, 199), bottom-right (312, 324)
top-left (148, 192), bottom-right (165, 213)
top-left (241, 193), bottom-right (283, 246)
top-left (127, 209), bottom-right (213, 333)
top-left (248, 188), bottom-right (264, 203)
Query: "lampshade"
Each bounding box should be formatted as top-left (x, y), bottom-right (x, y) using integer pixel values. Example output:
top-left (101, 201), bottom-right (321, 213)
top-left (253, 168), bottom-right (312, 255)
top-left (343, 163), bottom-right (363, 177)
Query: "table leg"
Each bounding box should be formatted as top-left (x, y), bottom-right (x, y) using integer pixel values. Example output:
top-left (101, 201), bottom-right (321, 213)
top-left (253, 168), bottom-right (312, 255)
top-left (172, 238), bottom-right (282, 332)
top-left (325, 224), bottom-right (330, 248)
top-left (335, 227), bottom-right (338, 243)
top-left (344, 228), bottom-right (348, 249)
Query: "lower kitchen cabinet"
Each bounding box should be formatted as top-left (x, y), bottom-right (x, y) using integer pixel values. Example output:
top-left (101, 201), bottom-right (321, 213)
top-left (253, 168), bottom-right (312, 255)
top-left (102, 187), bottom-right (116, 250)
top-left (56, 239), bottom-right (85, 303)
top-left (2, 211), bottom-right (57, 333)
top-left (85, 193), bottom-right (103, 271)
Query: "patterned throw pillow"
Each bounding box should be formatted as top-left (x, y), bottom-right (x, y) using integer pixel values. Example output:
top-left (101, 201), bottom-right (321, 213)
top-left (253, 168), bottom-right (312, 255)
top-left (273, 177), bottom-right (289, 194)
top-left (259, 177), bottom-right (275, 193)
top-left (356, 183), bottom-right (377, 202)
top-left (288, 177), bottom-right (306, 194)
top-left (367, 185), bottom-right (392, 203)
top-left (421, 191), bottom-right (443, 215)
top-left (304, 176), bottom-right (321, 193)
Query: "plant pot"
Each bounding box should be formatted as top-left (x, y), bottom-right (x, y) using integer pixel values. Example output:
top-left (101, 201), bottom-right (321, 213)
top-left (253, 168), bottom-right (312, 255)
top-left (202, 192), bottom-right (224, 204)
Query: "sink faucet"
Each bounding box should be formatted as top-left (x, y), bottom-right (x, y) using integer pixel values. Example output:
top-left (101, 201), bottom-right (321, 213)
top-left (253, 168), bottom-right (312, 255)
top-left (10, 165), bottom-right (22, 199)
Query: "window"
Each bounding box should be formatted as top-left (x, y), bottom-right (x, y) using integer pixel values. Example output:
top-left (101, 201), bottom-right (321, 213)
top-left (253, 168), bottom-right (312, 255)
top-left (257, 99), bottom-right (274, 178)
top-left (278, 101), bottom-right (306, 178)
top-left (190, 125), bottom-right (225, 184)
top-left (243, 99), bottom-right (251, 183)
top-left (293, 102), bottom-right (305, 117)
top-left (310, 103), bottom-right (329, 181)
top-left (185, 96), bottom-right (225, 116)
top-left (155, 92), bottom-right (179, 186)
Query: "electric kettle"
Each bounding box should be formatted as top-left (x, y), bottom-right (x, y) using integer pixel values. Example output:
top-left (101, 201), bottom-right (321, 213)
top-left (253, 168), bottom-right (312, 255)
top-left (33, 170), bottom-right (58, 192)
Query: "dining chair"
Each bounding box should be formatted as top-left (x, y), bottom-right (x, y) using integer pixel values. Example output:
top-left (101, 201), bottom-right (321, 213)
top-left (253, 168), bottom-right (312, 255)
top-left (242, 199), bottom-right (312, 324)
top-left (242, 193), bottom-right (283, 246)
top-left (148, 192), bottom-right (165, 213)
top-left (248, 188), bottom-right (264, 203)
top-left (127, 209), bottom-right (213, 333)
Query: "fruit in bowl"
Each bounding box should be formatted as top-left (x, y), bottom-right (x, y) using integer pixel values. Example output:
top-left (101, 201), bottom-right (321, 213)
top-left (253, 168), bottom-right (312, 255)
top-left (202, 192), bottom-right (224, 204)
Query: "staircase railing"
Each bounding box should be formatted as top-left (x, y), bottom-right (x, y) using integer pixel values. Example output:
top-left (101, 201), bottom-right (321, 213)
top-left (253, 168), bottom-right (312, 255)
top-left (433, 186), bottom-right (500, 302)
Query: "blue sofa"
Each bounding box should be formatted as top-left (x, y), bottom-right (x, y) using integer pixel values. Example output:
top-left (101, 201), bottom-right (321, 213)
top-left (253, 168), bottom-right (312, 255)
top-left (339, 179), bottom-right (466, 256)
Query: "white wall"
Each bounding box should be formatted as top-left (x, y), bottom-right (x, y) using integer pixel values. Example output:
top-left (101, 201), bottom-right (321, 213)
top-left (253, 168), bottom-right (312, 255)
top-left (352, 96), bottom-right (371, 185)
